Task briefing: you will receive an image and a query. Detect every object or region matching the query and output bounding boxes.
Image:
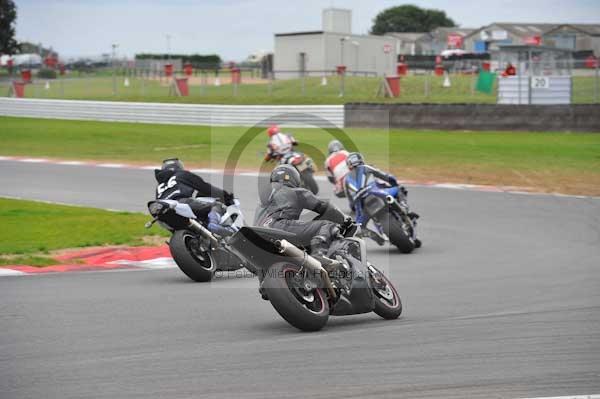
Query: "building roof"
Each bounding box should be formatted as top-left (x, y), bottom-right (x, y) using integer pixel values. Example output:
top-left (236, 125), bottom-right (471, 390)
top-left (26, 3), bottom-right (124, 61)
top-left (275, 31), bottom-right (324, 37)
top-left (495, 44), bottom-right (573, 53)
top-left (495, 23), bottom-right (557, 36)
top-left (431, 27), bottom-right (476, 36)
top-left (464, 23), bottom-right (557, 40)
top-left (385, 32), bottom-right (429, 42)
top-left (544, 24), bottom-right (600, 36)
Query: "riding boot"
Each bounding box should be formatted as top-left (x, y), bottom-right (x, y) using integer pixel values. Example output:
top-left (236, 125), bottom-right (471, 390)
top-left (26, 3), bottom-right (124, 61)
top-left (310, 236), bottom-right (347, 276)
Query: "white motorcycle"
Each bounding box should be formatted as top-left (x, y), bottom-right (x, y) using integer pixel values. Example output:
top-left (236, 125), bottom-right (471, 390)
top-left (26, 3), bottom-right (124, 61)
top-left (145, 197), bottom-right (254, 282)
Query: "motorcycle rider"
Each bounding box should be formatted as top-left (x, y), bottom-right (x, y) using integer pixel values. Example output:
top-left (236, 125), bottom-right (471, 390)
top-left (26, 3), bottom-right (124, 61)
top-left (324, 140), bottom-right (350, 198)
top-left (344, 152), bottom-right (420, 246)
top-left (255, 164), bottom-right (348, 257)
top-left (154, 158), bottom-right (237, 236)
top-left (264, 125), bottom-right (297, 162)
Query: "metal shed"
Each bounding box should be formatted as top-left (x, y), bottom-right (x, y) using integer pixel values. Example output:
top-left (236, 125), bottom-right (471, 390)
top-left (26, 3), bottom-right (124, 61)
top-left (273, 8), bottom-right (397, 79)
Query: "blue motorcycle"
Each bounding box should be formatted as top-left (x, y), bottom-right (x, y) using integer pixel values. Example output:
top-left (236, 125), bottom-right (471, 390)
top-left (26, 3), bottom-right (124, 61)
top-left (346, 179), bottom-right (420, 253)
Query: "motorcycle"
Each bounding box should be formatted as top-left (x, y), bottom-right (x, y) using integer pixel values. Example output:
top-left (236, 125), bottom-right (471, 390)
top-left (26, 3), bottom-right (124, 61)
top-left (145, 197), bottom-right (253, 282)
top-left (348, 180), bottom-right (420, 253)
top-left (279, 151), bottom-right (319, 195)
top-left (226, 217), bottom-right (402, 331)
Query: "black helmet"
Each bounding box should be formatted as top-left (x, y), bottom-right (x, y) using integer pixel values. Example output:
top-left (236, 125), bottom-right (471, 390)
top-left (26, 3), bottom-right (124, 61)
top-left (327, 140), bottom-right (344, 154)
top-left (346, 152), bottom-right (364, 169)
top-left (270, 164), bottom-right (301, 188)
top-left (161, 158), bottom-right (184, 171)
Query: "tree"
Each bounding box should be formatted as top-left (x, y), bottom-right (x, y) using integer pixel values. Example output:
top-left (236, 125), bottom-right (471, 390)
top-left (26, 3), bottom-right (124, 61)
top-left (371, 4), bottom-right (456, 35)
top-left (0, 0), bottom-right (19, 54)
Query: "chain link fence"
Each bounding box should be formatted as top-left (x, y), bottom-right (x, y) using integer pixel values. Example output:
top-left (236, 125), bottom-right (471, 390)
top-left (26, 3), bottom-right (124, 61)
top-left (1, 60), bottom-right (598, 104)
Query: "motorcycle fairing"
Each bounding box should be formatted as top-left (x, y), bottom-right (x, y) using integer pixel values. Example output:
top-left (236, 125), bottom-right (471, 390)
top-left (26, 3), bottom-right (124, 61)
top-left (328, 238), bottom-right (375, 316)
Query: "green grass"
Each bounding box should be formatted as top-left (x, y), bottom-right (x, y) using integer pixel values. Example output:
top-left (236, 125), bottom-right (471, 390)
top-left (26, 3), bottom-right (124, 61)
top-left (0, 255), bottom-right (59, 267)
top-left (1, 116), bottom-right (599, 195)
top-left (5, 74), bottom-right (596, 104)
top-left (0, 197), bottom-right (167, 265)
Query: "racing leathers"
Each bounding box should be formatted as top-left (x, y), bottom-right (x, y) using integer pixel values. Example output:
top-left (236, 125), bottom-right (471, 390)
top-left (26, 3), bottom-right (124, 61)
top-left (154, 168), bottom-right (236, 236)
top-left (255, 182), bottom-right (346, 254)
top-left (325, 150), bottom-right (349, 197)
top-left (264, 132), bottom-right (297, 161)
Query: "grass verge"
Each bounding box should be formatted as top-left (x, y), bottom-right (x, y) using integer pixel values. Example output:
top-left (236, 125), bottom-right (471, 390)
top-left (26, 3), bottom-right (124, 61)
top-left (1, 116), bottom-right (599, 196)
top-left (4, 75), bottom-right (596, 105)
top-left (0, 197), bottom-right (167, 267)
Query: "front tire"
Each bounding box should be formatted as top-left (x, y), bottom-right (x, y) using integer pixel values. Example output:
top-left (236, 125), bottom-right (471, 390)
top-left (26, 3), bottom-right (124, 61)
top-left (381, 214), bottom-right (415, 253)
top-left (169, 230), bottom-right (215, 282)
top-left (301, 169), bottom-right (319, 195)
top-left (262, 263), bottom-right (329, 331)
top-left (369, 264), bottom-right (402, 320)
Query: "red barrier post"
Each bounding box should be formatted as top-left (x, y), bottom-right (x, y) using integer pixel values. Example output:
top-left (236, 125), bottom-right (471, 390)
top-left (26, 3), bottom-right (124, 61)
top-left (175, 78), bottom-right (189, 96)
top-left (585, 56), bottom-right (598, 69)
top-left (385, 76), bottom-right (401, 97)
top-left (231, 68), bottom-right (241, 84)
top-left (20, 69), bottom-right (32, 83)
top-left (164, 63), bottom-right (174, 77)
top-left (397, 63), bottom-right (408, 76)
top-left (12, 81), bottom-right (26, 97)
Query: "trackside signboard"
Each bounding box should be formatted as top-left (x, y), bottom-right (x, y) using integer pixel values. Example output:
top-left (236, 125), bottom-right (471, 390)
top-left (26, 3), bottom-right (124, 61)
top-left (531, 76), bottom-right (550, 89)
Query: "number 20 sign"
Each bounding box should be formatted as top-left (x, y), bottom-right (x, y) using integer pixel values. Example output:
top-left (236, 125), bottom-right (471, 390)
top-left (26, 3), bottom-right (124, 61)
top-left (531, 77), bottom-right (550, 89)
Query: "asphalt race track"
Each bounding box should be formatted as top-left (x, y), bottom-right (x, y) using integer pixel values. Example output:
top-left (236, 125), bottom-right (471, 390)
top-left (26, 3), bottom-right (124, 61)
top-left (1, 159), bottom-right (600, 398)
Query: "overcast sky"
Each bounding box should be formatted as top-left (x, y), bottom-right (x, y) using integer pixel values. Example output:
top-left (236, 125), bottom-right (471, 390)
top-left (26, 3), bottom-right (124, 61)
top-left (14, 0), bottom-right (600, 60)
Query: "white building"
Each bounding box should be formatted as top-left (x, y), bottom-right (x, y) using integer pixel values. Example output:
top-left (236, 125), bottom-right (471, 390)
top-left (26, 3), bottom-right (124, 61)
top-left (274, 8), bottom-right (397, 79)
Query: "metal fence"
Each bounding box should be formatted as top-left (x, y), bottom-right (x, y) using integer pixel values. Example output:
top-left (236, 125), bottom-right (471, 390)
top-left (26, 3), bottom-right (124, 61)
top-left (0, 98), bottom-right (344, 127)
top-left (1, 60), bottom-right (598, 104)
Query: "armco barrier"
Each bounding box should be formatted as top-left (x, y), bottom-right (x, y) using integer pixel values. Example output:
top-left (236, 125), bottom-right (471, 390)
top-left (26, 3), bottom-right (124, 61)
top-left (345, 103), bottom-right (600, 132)
top-left (0, 98), bottom-right (344, 128)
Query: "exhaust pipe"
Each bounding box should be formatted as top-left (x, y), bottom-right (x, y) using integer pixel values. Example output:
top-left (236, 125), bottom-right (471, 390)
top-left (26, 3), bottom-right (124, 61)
top-left (275, 239), bottom-right (337, 300)
top-left (385, 195), bottom-right (395, 204)
top-left (188, 219), bottom-right (219, 249)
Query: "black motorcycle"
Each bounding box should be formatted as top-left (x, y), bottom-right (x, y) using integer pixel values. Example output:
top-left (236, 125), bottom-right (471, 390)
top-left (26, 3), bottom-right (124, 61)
top-left (226, 217), bottom-right (402, 331)
top-left (145, 198), bottom-right (252, 282)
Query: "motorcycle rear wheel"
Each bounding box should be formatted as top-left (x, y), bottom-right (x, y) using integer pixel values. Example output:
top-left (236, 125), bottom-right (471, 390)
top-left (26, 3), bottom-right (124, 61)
top-left (263, 263), bottom-right (329, 331)
top-left (169, 230), bottom-right (215, 282)
top-left (381, 215), bottom-right (415, 253)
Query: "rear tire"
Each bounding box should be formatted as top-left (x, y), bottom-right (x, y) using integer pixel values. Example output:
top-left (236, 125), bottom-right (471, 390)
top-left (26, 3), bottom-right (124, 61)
top-left (369, 265), bottom-right (402, 320)
top-left (169, 230), bottom-right (215, 282)
top-left (381, 215), bottom-right (415, 254)
top-left (301, 169), bottom-right (319, 195)
top-left (263, 263), bottom-right (329, 331)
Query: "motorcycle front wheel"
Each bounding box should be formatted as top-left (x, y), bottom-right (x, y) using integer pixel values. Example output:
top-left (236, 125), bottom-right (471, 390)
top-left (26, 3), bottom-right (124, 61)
top-left (368, 264), bottom-right (402, 320)
top-left (169, 230), bottom-right (215, 282)
top-left (262, 262), bottom-right (329, 331)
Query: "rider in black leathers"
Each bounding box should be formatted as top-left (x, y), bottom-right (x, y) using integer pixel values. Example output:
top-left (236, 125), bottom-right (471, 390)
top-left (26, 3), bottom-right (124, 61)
top-left (154, 158), bottom-right (236, 234)
top-left (255, 164), bottom-right (346, 255)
